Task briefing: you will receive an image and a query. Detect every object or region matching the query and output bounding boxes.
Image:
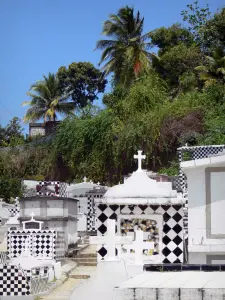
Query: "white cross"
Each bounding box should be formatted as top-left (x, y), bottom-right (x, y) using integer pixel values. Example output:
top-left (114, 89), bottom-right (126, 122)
top-left (83, 176), bottom-right (87, 182)
top-left (121, 230), bottom-right (154, 265)
top-left (90, 219), bottom-right (132, 261)
top-left (97, 182), bottom-right (100, 186)
top-left (30, 212), bottom-right (35, 220)
top-left (134, 150), bottom-right (146, 172)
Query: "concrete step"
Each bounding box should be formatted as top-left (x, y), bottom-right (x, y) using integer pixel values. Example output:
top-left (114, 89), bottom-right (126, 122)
top-left (77, 262), bottom-right (97, 266)
top-left (78, 253), bottom-right (97, 258)
top-left (71, 257), bottom-right (97, 263)
top-left (69, 274), bottom-right (90, 279)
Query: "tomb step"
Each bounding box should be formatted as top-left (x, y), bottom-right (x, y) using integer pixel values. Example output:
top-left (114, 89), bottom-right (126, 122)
top-left (78, 253), bottom-right (97, 258)
top-left (77, 262), bottom-right (97, 266)
top-left (71, 258), bottom-right (97, 263)
top-left (69, 274), bottom-right (90, 279)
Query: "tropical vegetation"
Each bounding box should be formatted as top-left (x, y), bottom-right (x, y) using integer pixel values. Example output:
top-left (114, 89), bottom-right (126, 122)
top-left (0, 2), bottom-right (225, 201)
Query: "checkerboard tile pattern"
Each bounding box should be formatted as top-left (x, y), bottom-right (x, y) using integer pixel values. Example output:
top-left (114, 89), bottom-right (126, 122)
top-left (0, 264), bottom-right (30, 296)
top-left (7, 229), bottom-right (56, 260)
top-left (36, 181), bottom-right (60, 196)
top-left (97, 204), bottom-right (183, 263)
top-left (7, 198), bottom-right (20, 217)
top-left (87, 189), bottom-right (107, 232)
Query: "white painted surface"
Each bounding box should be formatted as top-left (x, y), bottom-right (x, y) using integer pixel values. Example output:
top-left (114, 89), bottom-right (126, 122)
top-left (90, 219), bottom-right (132, 261)
top-left (210, 172), bottom-right (225, 235)
top-left (54, 261), bottom-right (62, 279)
top-left (182, 157), bottom-right (225, 263)
top-left (47, 200), bottom-right (64, 217)
top-left (104, 170), bottom-right (178, 200)
top-left (115, 271), bottom-right (225, 289)
top-left (77, 213), bottom-right (87, 231)
top-left (70, 261), bottom-right (131, 300)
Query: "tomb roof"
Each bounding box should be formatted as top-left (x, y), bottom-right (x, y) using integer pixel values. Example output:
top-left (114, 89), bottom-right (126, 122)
top-left (103, 151), bottom-right (183, 204)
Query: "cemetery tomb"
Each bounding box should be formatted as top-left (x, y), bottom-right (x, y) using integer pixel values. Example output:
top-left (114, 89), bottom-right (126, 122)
top-left (95, 150), bottom-right (185, 264)
top-left (181, 151), bottom-right (225, 264)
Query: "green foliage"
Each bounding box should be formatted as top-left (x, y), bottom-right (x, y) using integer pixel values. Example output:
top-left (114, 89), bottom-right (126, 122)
top-left (0, 117), bottom-right (24, 147)
top-left (0, 177), bottom-right (24, 202)
top-left (181, 1), bottom-right (211, 44)
top-left (152, 44), bottom-right (203, 92)
top-left (96, 6), bottom-right (152, 86)
top-left (23, 73), bottom-right (75, 123)
top-left (149, 24), bottom-right (194, 56)
top-left (1, 2), bottom-right (225, 187)
top-left (57, 62), bottom-right (107, 108)
top-left (158, 161), bottom-right (179, 176)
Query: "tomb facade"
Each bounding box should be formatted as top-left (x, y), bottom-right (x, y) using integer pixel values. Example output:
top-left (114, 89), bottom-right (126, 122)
top-left (95, 151), bottom-right (185, 264)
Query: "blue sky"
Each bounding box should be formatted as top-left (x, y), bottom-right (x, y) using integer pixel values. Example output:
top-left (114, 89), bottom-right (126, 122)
top-left (0, 0), bottom-right (224, 132)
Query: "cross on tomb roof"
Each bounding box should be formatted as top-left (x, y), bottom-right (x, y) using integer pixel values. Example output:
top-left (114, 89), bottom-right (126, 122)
top-left (83, 176), bottom-right (87, 183)
top-left (134, 150), bottom-right (146, 172)
top-left (30, 212), bottom-right (35, 220)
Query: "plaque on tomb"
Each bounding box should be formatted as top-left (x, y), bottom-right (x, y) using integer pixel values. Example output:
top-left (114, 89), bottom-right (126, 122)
top-left (24, 222), bottom-right (40, 230)
top-left (22, 212), bottom-right (43, 231)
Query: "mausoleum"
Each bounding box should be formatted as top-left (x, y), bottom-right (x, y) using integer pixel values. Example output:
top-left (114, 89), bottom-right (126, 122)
top-left (95, 151), bottom-right (185, 263)
top-left (18, 195), bottom-right (78, 248)
top-left (181, 151), bottom-right (225, 264)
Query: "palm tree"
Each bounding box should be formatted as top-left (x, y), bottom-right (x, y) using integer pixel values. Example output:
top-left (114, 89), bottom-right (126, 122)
top-left (96, 6), bottom-right (151, 86)
top-left (22, 73), bottom-right (75, 123)
top-left (195, 48), bottom-right (225, 86)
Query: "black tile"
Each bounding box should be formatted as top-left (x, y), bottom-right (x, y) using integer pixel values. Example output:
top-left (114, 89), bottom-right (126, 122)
top-left (98, 204), bottom-right (107, 212)
top-left (163, 224), bottom-right (171, 234)
top-left (152, 205), bottom-right (160, 211)
top-left (109, 213), bottom-right (117, 220)
top-left (162, 205), bottom-right (170, 211)
top-left (120, 205), bottom-right (125, 212)
top-left (172, 212), bottom-right (182, 223)
top-left (173, 235), bottom-right (182, 245)
top-left (173, 258), bottom-right (181, 263)
top-left (98, 224), bottom-right (107, 235)
top-left (173, 224), bottom-right (182, 234)
top-left (98, 247), bottom-right (107, 257)
top-left (163, 212), bottom-right (171, 222)
top-left (221, 265), bottom-right (225, 271)
top-left (144, 264), bottom-right (162, 272)
top-left (182, 264), bottom-right (201, 271)
top-left (98, 213), bottom-right (108, 223)
top-left (173, 205), bottom-right (182, 211)
top-left (109, 205), bottom-right (119, 211)
top-left (201, 265), bottom-right (220, 272)
top-left (162, 258), bottom-right (170, 263)
top-left (163, 264), bottom-right (182, 271)
top-left (139, 205), bottom-right (148, 212)
top-left (162, 235), bottom-right (171, 245)
top-left (173, 247), bottom-right (183, 257)
top-left (162, 247), bottom-right (171, 257)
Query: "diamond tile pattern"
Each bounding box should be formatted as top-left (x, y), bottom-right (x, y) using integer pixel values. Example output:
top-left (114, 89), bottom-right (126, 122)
top-left (97, 204), bottom-right (184, 263)
top-left (7, 229), bottom-right (56, 260)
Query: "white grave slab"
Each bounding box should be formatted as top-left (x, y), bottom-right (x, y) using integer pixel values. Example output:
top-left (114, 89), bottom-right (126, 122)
top-left (90, 219), bottom-right (132, 261)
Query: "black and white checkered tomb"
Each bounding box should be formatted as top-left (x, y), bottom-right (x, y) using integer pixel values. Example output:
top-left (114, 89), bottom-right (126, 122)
top-left (97, 204), bottom-right (183, 264)
top-left (0, 264), bottom-right (30, 296)
top-left (7, 229), bottom-right (56, 260)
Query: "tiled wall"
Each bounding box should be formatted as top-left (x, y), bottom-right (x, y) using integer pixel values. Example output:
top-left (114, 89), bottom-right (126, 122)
top-left (97, 204), bottom-right (184, 263)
